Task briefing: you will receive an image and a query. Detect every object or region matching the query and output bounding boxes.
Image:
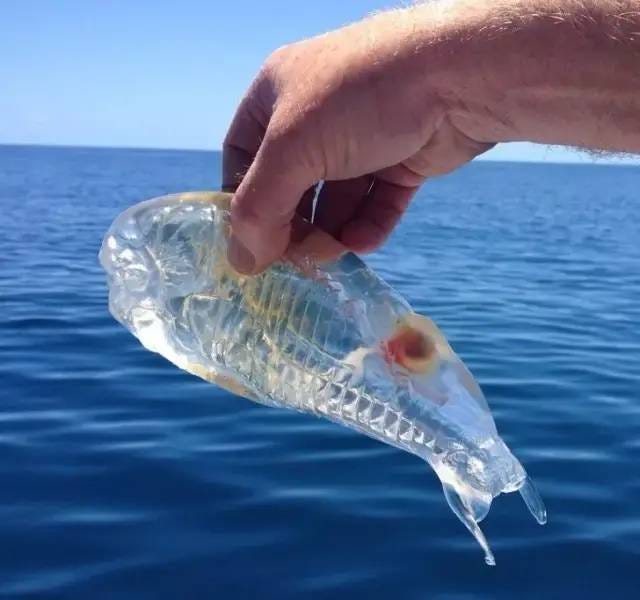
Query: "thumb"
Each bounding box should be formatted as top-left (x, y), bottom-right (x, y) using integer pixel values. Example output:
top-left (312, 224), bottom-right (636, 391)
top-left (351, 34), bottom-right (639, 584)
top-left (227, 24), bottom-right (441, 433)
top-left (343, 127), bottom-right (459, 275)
top-left (227, 131), bottom-right (317, 274)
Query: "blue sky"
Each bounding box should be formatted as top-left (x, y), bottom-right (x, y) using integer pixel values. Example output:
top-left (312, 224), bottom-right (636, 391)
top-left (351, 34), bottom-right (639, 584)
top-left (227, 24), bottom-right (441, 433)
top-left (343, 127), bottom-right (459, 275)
top-left (3, 0), bottom-right (638, 164)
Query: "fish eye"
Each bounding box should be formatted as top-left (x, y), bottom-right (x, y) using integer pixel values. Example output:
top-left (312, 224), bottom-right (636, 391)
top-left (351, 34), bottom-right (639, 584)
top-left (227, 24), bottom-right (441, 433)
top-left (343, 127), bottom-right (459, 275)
top-left (386, 320), bottom-right (438, 374)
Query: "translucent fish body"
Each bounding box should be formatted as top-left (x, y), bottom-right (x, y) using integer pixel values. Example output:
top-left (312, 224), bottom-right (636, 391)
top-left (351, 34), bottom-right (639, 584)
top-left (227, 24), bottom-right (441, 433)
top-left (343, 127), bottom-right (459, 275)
top-left (99, 191), bottom-right (546, 565)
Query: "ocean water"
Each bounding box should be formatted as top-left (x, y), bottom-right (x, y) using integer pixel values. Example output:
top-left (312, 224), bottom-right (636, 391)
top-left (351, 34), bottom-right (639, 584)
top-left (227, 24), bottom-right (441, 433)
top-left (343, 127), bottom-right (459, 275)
top-left (1, 144), bottom-right (639, 599)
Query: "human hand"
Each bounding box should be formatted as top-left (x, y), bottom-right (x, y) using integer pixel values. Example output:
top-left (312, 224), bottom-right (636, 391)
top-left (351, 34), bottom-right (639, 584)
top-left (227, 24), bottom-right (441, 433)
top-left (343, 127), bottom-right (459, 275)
top-left (222, 5), bottom-right (493, 274)
top-left (223, 0), bottom-right (640, 274)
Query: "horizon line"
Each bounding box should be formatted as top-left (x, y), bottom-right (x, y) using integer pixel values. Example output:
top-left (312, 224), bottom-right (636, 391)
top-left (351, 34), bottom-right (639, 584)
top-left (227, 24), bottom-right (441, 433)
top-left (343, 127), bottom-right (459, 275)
top-left (1, 141), bottom-right (639, 167)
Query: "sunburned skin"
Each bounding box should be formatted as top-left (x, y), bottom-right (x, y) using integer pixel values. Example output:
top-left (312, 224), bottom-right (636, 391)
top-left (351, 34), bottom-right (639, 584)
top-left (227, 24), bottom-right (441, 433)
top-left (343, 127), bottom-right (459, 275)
top-left (100, 191), bottom-right (546, 566)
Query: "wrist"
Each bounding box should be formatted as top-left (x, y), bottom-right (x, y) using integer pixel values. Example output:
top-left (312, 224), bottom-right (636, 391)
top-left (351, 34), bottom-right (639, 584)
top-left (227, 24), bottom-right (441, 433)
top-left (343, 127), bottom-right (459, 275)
top-left (413, 0), bottom-right (640, 152)
top-left (388, 1), bottom-right (516, 145)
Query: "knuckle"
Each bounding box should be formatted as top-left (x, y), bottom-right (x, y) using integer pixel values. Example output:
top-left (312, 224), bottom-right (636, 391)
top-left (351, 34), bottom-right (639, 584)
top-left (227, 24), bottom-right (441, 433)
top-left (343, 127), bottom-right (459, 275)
top-left (266, 97), bottom-right (317, 149)
top-left (222, 129), bottom-right (239, 150)
top-left (230, 195), bottom-right (263, 230)
top-left (266, 115), bottom-right (300, 147)
top-left (267, 43), bottom-right (293, 64)
top-left (261, 44), bottom-right (291, 79)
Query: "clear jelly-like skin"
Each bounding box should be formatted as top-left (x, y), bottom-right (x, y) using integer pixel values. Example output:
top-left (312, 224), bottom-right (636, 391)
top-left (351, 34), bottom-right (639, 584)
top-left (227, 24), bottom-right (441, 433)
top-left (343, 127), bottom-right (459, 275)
top-left (99, 191), bottom-right (546, 565)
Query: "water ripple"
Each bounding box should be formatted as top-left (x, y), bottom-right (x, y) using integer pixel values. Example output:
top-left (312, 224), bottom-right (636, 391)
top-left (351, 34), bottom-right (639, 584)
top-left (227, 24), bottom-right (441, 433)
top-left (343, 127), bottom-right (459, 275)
top-left (1, 146), bottom-right (639, 598)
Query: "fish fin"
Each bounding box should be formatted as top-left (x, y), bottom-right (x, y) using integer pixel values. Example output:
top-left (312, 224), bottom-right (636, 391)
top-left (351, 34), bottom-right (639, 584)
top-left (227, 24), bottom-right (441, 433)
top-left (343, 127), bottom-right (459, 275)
top-left (442, 482), bottom-right (496, 566)
top-left (519, 476), bottom-right (547, 525)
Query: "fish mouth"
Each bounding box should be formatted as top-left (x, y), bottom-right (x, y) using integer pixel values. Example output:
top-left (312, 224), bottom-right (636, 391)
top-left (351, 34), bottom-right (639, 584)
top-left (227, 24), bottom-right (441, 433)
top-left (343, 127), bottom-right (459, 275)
top-left (98, 193), bottom-right (226, 357)
top-left (100, 219), bottom-right (153, 312)
top-left (431, 439), bottom-right (546, 566)
top-left (98, 200), bottom-right (169, 355)
top-left (99, 193), bottom-right (197, 327)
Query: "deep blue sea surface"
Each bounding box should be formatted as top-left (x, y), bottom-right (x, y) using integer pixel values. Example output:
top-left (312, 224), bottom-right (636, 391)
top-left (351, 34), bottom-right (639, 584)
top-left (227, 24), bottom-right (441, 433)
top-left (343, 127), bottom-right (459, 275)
top-left (1, 144), bottom-right (639, 599)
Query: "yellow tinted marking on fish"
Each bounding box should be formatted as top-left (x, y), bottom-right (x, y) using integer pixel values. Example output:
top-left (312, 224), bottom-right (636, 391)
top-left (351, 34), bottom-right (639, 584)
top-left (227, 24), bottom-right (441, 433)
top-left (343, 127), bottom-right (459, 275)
top-left (179, 191), bottom-right (231, 210)
top-left (187, 362), bottom-right (256, 400)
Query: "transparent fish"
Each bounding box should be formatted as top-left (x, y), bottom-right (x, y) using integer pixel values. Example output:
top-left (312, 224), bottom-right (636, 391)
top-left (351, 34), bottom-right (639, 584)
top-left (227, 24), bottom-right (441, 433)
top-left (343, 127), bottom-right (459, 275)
top-left (99, 191), bottom-right (546, 565)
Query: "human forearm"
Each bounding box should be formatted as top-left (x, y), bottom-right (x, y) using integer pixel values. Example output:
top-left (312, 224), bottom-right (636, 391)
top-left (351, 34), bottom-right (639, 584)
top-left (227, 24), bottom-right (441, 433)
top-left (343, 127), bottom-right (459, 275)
top-left (224, 0), bottom-right (639, 274)
top-left (418, 0), bottom-right (640, 153)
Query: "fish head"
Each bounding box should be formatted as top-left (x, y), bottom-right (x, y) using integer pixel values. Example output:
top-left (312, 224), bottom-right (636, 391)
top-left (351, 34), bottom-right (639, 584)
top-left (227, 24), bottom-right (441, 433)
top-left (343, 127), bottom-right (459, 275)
top-left (382, 313), bottom-right (546, 564)
top-left (99, 192), bottom-right (237, 357)
top-left (100, 191), bottom-right (232, 312)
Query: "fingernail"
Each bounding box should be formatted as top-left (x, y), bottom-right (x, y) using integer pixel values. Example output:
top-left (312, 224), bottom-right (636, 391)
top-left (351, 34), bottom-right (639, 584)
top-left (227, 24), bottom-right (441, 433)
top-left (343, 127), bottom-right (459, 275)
top-left (227, 234), bottom-right (255, 274)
